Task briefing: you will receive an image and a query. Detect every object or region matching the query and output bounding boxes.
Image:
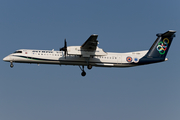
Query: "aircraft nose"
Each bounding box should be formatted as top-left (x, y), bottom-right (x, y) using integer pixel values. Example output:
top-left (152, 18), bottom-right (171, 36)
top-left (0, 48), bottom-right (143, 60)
top-left (3, 56), bottom-right (10, 61)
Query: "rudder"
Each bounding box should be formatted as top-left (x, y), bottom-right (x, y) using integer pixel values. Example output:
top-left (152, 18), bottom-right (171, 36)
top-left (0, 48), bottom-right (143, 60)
top-left (145, 30), bottom-right (176, 58)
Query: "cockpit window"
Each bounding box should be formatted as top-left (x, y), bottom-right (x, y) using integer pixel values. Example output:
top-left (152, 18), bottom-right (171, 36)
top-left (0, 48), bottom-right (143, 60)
top-left (14, 51), bottom-right (22, 53)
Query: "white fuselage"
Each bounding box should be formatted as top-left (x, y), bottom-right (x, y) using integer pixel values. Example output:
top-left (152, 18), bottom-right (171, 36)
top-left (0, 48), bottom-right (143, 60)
top-left (3, 49), bottom-right (148, 67)
top-left (3, 30), bottom-right (175, 76)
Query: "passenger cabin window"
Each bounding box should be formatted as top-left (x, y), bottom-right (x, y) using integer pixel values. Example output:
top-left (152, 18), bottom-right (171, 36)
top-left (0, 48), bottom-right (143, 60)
top-left (14, 51), bottom-right (22, 53)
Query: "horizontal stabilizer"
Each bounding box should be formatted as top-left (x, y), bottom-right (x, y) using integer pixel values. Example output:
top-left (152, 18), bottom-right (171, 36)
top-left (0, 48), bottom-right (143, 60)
top-left (156, 30), bottom-right (176, 37)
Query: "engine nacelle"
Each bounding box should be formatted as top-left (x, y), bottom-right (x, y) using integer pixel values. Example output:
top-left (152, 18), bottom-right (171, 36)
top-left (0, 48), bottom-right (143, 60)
top-left (67, 46), bottom-right (107, 57)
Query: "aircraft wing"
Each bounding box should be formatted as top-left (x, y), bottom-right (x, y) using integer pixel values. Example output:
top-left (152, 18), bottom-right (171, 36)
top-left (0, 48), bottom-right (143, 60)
top-left (67, 34), bottom-right (106, 57)
top-left (81, 34), bottom-right (98, 51)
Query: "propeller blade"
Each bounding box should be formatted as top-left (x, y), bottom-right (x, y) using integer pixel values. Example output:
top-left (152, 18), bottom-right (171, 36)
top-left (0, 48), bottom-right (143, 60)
top-left (64, 50), bottom-right (67, 59)
top-left (64, 39), bottom-right (67, 48)
top-left (60, 38), bottom-right (67, 51)
top-left (60, 38), bottom-right (67, 59)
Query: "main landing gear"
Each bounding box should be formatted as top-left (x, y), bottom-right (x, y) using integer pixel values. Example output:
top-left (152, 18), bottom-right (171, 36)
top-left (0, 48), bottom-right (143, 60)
top-left (79, 66), bottom-right (86, 76)
top-left (79, 65), bottom-right (93, 76)
top-left (10, 61), bottom-right (14, 68)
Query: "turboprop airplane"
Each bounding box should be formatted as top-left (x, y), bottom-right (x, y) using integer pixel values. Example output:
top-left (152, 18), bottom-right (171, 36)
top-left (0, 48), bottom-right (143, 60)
top-left (3, 30), bottom-right (176, 76)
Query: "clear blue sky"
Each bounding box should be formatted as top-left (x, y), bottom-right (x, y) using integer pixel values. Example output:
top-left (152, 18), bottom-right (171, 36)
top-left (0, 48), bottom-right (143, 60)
top-left (1, 0), bottom-right (180, 120)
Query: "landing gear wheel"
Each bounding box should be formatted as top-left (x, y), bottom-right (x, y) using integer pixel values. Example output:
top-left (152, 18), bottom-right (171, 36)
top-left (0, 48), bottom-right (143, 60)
top-left (81, 71), bottom-right (86, 76)
top-left (10, 61), bottom-right (14, 68)
top-left (10, 64), bottom-right (14, 68)
top-left (79, 65), bottom-right (87, 76)
top-left (87, 64), bottom-right (92, 70)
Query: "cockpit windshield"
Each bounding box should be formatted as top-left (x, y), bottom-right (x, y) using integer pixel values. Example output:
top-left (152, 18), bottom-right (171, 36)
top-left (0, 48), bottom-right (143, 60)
top-left (14, 51), bottom-right (22, 53)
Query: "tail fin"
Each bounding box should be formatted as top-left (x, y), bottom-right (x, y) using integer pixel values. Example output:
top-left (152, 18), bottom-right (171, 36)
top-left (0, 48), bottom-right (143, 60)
top-left (139, 30), bottom-right (176, 64)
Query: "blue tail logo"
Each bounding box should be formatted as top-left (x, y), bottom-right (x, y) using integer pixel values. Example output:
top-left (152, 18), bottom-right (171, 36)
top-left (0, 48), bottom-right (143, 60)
top-left (138, 30), bottom-right (176, 65)
top-left (157, 38), bottom-right (169, 55)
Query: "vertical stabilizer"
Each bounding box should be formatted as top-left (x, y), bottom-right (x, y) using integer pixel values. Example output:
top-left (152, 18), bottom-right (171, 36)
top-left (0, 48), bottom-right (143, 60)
top-left (139, 30), bottom-right (176, 64)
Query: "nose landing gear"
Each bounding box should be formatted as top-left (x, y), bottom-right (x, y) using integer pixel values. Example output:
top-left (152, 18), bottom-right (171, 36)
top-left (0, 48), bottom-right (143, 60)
top-left (10, 61), bottom-right (14, 68)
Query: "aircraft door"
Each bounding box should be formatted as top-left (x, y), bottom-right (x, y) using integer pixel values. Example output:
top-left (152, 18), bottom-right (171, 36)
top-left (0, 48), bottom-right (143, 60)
top-left (117, 55), bottom-right (121, 64)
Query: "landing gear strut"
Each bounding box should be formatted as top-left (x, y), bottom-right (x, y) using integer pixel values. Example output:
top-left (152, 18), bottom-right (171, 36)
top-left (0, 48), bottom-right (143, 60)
top-left (10, 61), bottom-right (14, 68)
top-left (79, 66), bottom-right (86, 76)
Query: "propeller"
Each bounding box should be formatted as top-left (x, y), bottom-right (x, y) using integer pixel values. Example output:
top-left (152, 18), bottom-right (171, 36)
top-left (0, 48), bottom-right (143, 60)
top-left (60, 39), bottom-right (67, 58)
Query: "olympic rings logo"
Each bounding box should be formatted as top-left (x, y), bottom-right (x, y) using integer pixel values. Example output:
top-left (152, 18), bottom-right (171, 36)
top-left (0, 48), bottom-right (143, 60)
top-left (157, 38), bottom-right (169, 55)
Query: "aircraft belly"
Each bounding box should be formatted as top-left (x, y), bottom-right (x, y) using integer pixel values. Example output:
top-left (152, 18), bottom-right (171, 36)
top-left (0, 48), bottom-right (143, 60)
top-left (113, 63), bottom-right (137, 67)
